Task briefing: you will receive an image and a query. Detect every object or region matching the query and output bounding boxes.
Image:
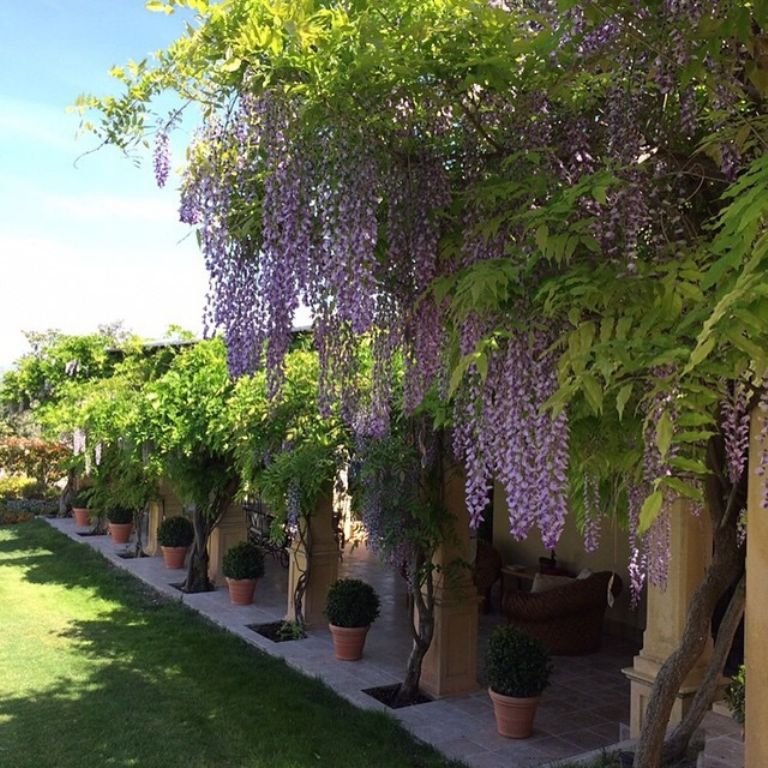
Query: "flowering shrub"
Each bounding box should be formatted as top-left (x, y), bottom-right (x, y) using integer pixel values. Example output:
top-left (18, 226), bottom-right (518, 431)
top-left (0, 475), bottom-right (45, 499)
top-left (0, 437), bottom-right (70, 486)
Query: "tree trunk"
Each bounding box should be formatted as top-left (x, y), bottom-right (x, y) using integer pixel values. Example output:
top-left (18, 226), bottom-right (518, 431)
top-left (662, 573), bottom-right (745, 763)
top-left (90, 514), bottom-right (108, 535)
top-left (395, 555), bottom-right (435, 706)
top-left (292, 513), bottom-right (312, 628)
top-left (182, 478), bottom-right (238, 593)
top-left (183, 507), bottom-right (213, 593)
top-left (132, 508), bottom-right (147, 558)
top-left (58, 470), bottom-right (75, 517)
top-left (633, 440), bottom-right (744, 768)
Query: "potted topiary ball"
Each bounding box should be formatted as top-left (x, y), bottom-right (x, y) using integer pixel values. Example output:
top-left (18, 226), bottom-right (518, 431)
top-left (107, 506), bottom-right (134, 544)
top-left (223, 541), bottom-right (265, 605)
top-left (325, 578), bottom-right (381, 661)
top-left (486, 625), bottom-right (552, 738)
top-left (72, 489), bottom-right (92, 527)
top-left (157, 516), bottom-right (194, 569)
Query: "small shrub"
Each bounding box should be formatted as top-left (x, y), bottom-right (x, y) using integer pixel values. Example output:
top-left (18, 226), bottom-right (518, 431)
top-left (276, 620), bottom-right (307, 641)
top-left (486, 626), bottom-right (552, 698)
top-left (72, 489), bottom-right (92, 508)
top-left (223, 541), bottom-right (265, 580)
top-left (325, 578), bottom-right (381, 628)
top-left (0, 475), bottom-right (40, 498)
top-left (107, 506), bottom-right (133, 524)
top-left (0, 498), bottom-right (57, 523)
top-left (157, 515), bottom-right (194, 548)
top-left (726, 665), bottom-right (745, 724)
top-left (0, 509), bottom-right (34, 524)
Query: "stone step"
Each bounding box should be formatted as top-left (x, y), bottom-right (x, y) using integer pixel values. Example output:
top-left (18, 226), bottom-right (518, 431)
top-left (697, 755), bottom-right (740, 768)
top-left (696, 734), bottom-right (745, 768)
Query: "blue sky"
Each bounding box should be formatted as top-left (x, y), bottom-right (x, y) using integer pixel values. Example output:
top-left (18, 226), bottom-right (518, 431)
top-left (0, 1), bottom-right (208, 369)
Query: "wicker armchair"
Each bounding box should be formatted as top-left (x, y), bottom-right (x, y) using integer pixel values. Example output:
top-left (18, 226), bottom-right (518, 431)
top-left (502, 570), bottom-right (623, 655)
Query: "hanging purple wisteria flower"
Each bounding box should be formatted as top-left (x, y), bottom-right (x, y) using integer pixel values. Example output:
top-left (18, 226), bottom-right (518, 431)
top-left (153, 129), bottom-right (171, 188)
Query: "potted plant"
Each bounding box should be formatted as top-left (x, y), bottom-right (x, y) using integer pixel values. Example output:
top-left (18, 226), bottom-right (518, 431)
top-left (325, 578), bottom-right (380, 661)
top-left (107, 506), bottom-right (134, 544)
top-left (486, 625), bottom-right (552, 738)
top-left (157, 515), bottom-right (194, 569)
top-left (222, 541), bottom-right (265, 605)
top-left (71, 489), bottom-right (92, 527)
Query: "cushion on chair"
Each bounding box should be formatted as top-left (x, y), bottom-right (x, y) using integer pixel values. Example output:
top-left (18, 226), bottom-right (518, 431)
top-left (530, 573), bottom-right (574, 593)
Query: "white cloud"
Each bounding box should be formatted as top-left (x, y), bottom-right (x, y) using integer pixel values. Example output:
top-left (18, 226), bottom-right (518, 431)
top-left (43, 193), bottom-right (179, 223)
top-left (0, 234), bottom-right (207, 367)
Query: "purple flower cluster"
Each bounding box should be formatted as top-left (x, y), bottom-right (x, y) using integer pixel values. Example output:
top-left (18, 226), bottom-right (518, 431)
top-left (286, 481), bottom-right (301, 534)
top-left (386, 160), bottom-right (450, 413)
top-left (153, 129), bottom-right (171, 188)
top-left (582, 474), bottom-right (602, 552)
top-left (722, 380), bottom-right (750, 484)
top-left (756, 389), bottom-right (768, 512)
top-left (453, 326), bottom-right (570, 549)
top-left (627, 483), bottom-right (647, 608)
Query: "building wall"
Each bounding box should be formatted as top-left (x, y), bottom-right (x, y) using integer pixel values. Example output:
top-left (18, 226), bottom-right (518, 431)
top-left (159, 479), bottom-right (185, 518)
top-left (491, 482), bottom-right (645, 637)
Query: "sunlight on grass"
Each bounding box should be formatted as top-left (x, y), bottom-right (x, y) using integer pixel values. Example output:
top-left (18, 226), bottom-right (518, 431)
top-left (0, 521), bottom-right (463, 768)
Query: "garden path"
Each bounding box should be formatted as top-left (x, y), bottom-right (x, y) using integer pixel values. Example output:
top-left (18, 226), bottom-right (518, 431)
top-left (46, 518), bottom-right (743, 768)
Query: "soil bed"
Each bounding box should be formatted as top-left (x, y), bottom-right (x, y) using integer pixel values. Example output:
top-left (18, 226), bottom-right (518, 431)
top-left (362, 683), bottom-right (433, 709)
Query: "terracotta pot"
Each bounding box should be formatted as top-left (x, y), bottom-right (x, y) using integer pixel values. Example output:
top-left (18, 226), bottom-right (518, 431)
top-left (329, 624), bottom-right (369, 661)
top-left (488, 688), bottom-right (540, 738)
top-left (161, 545), bottom-right (188, 569)
top-left (109, 522), bottom-right (133, 545)
top-left (226, 577), bottom-right (257, 605)
top-left (72, 507), bottom-right (90, 527)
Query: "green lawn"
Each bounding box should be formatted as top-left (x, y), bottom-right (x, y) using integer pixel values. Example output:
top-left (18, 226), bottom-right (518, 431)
top-left (0, 521), bottom-right (462, 768)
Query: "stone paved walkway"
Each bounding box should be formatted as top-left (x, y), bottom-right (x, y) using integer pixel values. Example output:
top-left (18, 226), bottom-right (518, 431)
top-left (45, 518), bottom-right (743, 768)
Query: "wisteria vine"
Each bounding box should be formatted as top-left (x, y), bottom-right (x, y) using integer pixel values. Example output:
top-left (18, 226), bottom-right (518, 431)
top-left (143, 0), bottom-right (766, 597)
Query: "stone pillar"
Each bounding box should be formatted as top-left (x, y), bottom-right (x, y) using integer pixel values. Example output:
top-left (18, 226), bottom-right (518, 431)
top-left (623, 499), bottom-right (713, 738)
top-left (746, 406), bottom-right (767, 766)
top-left (285, 489), bottom-right (340, 627)
top-left (208, 502), bottom-right (248, 587)
top-left (146, 481), bottom-right (187, 556)
top-left (420, 463), bottom-right (480, 699)
top-left (145, 499), bottom-right (163, 556)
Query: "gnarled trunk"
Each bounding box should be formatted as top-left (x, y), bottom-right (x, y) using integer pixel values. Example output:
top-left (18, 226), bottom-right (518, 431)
top-left (131, 507), bottom-right (148, 558)
top-left (59, 470), bottom-right (75, 518)
top-left (183, 507), bottom-right (213, 592)
top-left (182, 478), bottom-right (238, 593)
top-left (662, 574), bottom-right (745, 764)
top-left (395, 551), bottom-right (435, 706)
top-left (634, 438), bottom-right (745, 768)
top-left (292, 511), bottom-right (312, 628)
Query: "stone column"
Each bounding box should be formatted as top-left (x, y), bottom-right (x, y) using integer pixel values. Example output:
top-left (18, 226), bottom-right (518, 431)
top-left (420, 463), bottom-right (480, 699)
top-left (623, 499), bottom-right (713, 738)
top-left (145, 499), bottom-right (163, 556)
top-left (208, 502), bottom-right (248, 586)
top-left (285, 489), bottom-right (340, 628)
top-left (746, 406), bottom-right (767, 765)
top-left (147, 481), bottom-right (187, 556)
